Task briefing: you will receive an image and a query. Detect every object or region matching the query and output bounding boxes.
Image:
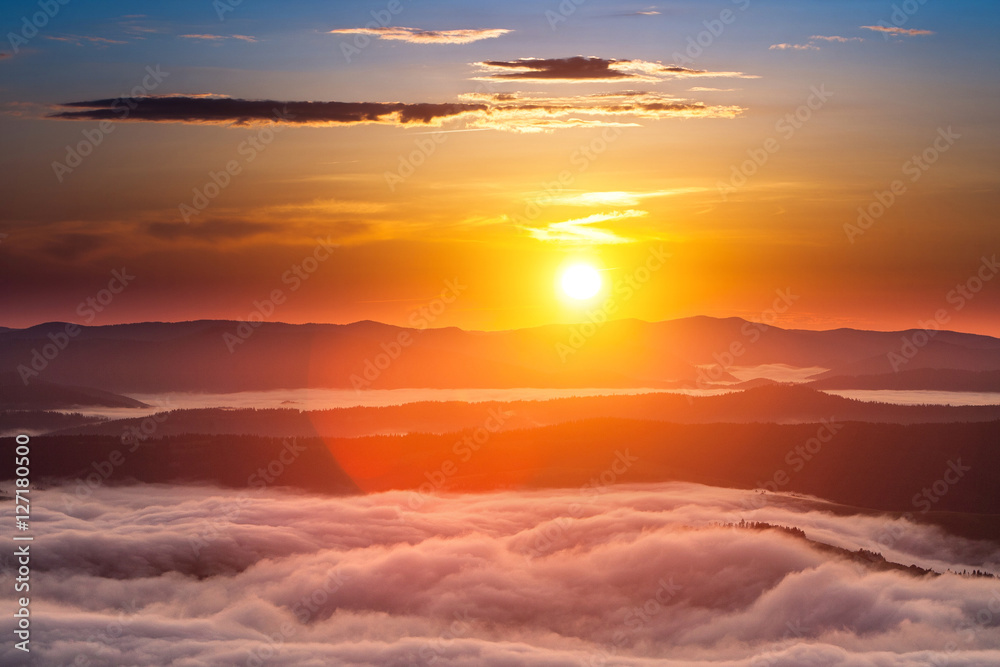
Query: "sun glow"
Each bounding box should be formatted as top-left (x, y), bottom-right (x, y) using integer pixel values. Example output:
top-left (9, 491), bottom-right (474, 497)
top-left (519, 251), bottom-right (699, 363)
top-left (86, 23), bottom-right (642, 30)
top-left (560, 263), bottom-right (603, 300)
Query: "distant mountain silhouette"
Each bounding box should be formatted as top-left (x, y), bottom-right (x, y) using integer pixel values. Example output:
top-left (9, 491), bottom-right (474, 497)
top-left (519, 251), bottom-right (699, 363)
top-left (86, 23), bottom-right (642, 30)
top-left (0, 320), bottom-right (704, 392)
top-left (807, 369), bottom-right (1000, 392)
top-left (2, 318), bottom-right (999, 393)
top-left (0, 372), bottom-right (149, 409)
top-left (637, 317), bottom-right (1000, 375)
top-left (49, 386), bottom-right (1000, 439)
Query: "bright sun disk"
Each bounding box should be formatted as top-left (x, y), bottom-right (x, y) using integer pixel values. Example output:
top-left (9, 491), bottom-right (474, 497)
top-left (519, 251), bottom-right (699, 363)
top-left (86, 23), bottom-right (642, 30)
top-left (560, 264), bottom-right (602, 300)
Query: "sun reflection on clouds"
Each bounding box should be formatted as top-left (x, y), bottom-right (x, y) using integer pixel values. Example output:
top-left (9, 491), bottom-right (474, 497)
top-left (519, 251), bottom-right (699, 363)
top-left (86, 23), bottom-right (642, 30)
top-left (522, 210), bottom-right (647, 244)
top-left (546, 189), bottom-right (709, 207)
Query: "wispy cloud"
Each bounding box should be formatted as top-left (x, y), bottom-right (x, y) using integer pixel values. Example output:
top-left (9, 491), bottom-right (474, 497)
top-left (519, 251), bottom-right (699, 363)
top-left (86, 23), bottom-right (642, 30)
top-left (523, 210), bottom-right (648, 244)
top-left (261, 198), bottom-right (391, 215)
top-left (811, 35), bottom-right (864, 43)
top-left (44, 35), bottom-right (128, 46)
top-left (117, 16), bottom-right (163, 37)
top-left (145, 219), bottom-right (278, 242)
top-left (179, 34), bottom-right (257, 42)
top-left (602, 5), bottom-right (663, 17)
top-left (328, 27), bottom-right (511, 44)
top-left (861, 25), bottom-right (935, 37)
top-left (769, 43), bottom-right (820, 51)
top-left (547, 189), bottom-right (707, 207)
top-left (460, 91), bottom-right (743, 133)
top-left (771, 35), bottom-right (865, 52)
top-left (473, 57), bottom-right (756, 82)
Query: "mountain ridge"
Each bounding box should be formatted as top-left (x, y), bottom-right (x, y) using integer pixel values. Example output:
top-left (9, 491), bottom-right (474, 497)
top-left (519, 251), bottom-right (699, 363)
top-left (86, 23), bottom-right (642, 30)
top-left (3, 317), bottom-right (999, 393)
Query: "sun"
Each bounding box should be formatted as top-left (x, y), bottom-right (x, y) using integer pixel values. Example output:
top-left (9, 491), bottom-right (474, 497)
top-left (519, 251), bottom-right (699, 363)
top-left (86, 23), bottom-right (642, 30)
top-left (560, 263), bottom-right (603, 301)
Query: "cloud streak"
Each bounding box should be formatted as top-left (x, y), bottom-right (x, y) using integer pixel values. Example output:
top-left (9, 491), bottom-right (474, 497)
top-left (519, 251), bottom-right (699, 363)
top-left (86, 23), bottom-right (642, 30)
top-left (3, 482), bottom-right (997, 666)
top-left (459, 90), bottom-right (743, 132)
top-left (811, 35), bottom-right (864, 43)
top-left (179, 34), bottom-right (257, 42)
top-left (769, 43), bottom-right (820, 51)
top-left (49, 96), bottom-right (487, 127)
top-left (328, 27), bottom-right (512, 44)
top-left (547, 189), bottom-right (706, 207)
top-left (771, 35), bottom-right (866, 52)
top-left (862, 25), bottom-right (935, 37)
top-left (473, 56), bottom-right (756, 82)
top-left (45, 35), bottom-right (129, 46)
top-left (48, 91), bottom-right (743, 133)
top-left (523, 209), bottom-right (648, 243)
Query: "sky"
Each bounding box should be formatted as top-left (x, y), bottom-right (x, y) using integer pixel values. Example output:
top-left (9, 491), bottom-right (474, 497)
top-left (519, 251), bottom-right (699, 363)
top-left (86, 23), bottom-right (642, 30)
top-left (1, 0), bottom-right (999, 334)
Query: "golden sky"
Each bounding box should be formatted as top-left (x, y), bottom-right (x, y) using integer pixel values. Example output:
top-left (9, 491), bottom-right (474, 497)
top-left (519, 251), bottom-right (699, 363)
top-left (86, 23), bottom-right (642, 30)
top-left (1, 0), bottom-right (998, 334)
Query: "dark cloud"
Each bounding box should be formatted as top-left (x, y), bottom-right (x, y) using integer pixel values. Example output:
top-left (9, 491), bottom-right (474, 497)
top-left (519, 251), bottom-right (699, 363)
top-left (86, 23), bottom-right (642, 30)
top-left (46, 90), bottom-right (743, 134)
top-left (478, 56), bottom-right (637, 81)
top-left (4, 482), bottom-right (998, 666)
top-left (50, 96), bottom-right (487, 127)
top-left (41, 232), bottom-right (106, 261)
top-left (145, 220), bottom-right (279, 241)
top-left (473, 57), bottom-right (754, 82)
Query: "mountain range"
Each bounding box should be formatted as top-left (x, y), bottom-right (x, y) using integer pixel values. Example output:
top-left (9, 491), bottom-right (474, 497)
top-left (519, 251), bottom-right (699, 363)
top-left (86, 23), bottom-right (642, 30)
top-left (3, 317), bottom-right (1000, 394)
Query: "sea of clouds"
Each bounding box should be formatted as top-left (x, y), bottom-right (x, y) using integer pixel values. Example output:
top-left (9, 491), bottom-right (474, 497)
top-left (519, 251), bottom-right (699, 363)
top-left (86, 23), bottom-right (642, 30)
top-left (2, 482), bottom-right (999, 666)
